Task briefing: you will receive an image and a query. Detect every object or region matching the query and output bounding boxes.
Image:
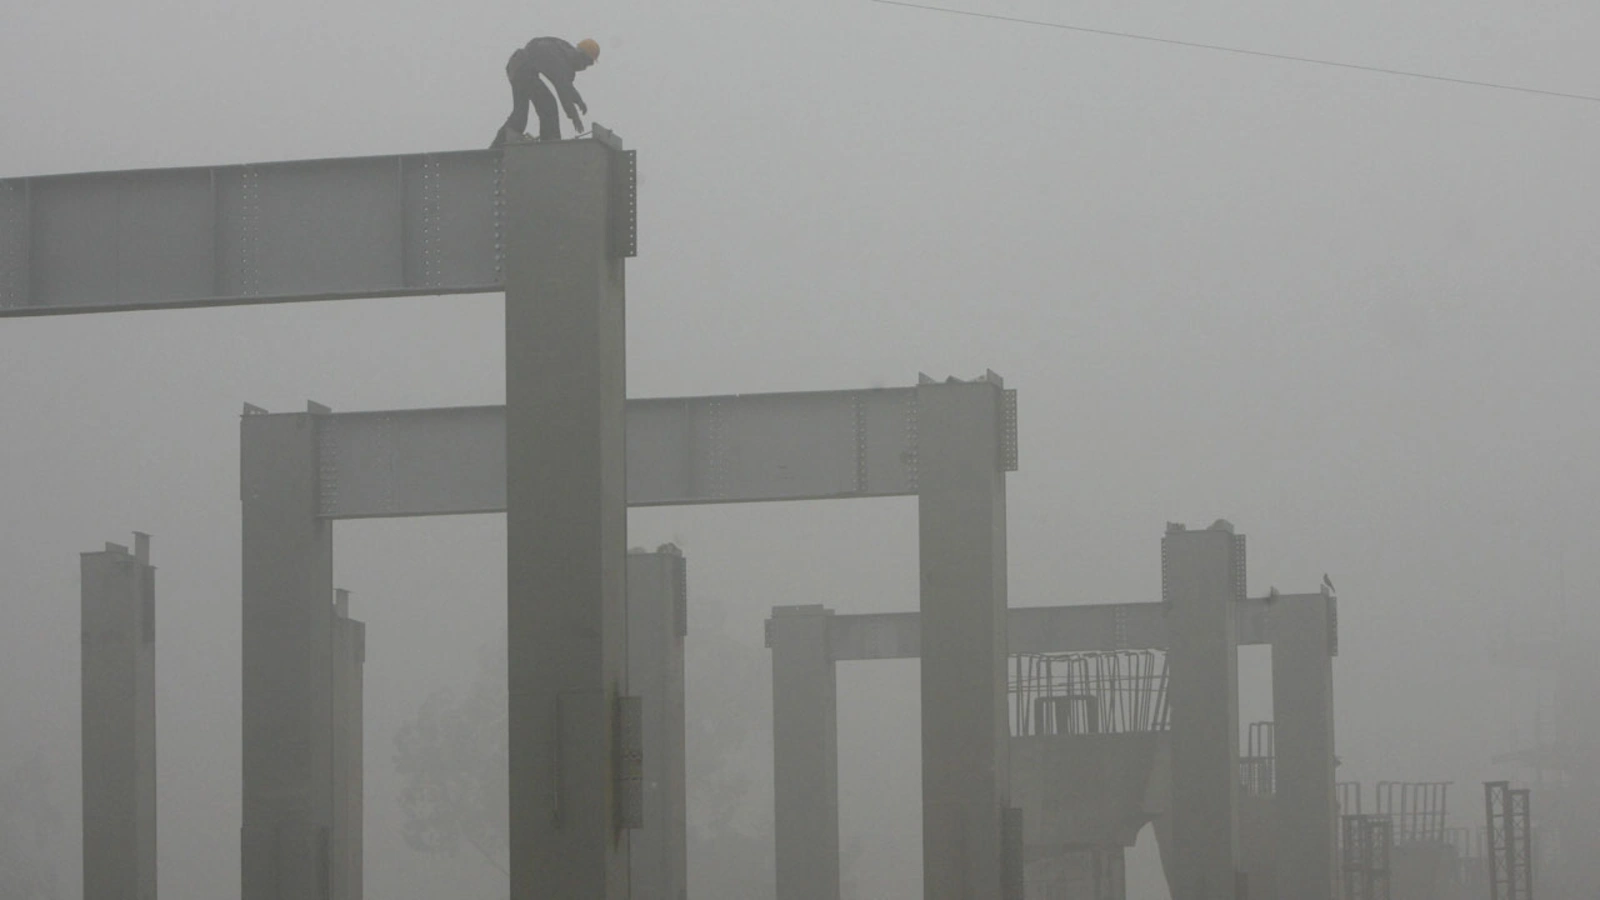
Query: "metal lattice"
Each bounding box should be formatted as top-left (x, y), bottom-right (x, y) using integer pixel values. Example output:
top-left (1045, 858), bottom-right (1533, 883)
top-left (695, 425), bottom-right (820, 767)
top-left (1376, 781), bottom-right (1452, 845)
top-left (1341, 814), bottom-right (1393, 900)
top-left (1486, 781), bottom-right (1534, 900)
top-left (1511, 789), bottom-right (1533, 900)
top-left (1009, 650), bottom-right (1169, 737)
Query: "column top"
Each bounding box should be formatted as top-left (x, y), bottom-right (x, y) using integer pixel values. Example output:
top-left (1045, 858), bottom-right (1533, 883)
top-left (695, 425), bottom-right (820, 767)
top-left (770, 604), bottom-right (834, 619)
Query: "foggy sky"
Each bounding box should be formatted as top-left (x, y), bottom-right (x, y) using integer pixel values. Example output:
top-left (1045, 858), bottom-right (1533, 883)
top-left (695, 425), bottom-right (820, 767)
top-left (4, 0), bottom-right (1599, 897)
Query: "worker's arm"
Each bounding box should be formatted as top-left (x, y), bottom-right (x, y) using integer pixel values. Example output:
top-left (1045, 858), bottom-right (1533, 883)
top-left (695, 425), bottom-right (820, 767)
top-left (552, 76), bottom-right (587, 125)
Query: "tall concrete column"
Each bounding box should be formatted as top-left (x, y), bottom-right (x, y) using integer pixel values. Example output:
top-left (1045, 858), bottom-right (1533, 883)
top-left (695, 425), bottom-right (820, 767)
top-left (1270, 592), bottom-right (1336, 900)
top-left (627, 547), bottom-right (688, 900)
top-left (330, 589), bottom-right (366, 900)
top-left (1163, 521), bottom-right (1243, 900)
top-left (241, 405), bottom-right (336, 900)
top-left (1100, 845), bottom-right (1126, 900)
top-left (504, 137), bottom-right (631, 900)
top-left (767, 605), bottom-right (840, 900)
top-left (81, 533), bottom-right (157, 900)
top-left (917, 377), bottom-right (1011, 900)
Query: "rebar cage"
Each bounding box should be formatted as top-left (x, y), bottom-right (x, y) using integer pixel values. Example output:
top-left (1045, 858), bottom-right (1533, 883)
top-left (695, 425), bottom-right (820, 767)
top-left (1240, 721), bottom-right (1276, 797)
top-left (1009, 651), bottom-right (1169, 737)
top-left (1376, 781), bottom-right (1453, 845)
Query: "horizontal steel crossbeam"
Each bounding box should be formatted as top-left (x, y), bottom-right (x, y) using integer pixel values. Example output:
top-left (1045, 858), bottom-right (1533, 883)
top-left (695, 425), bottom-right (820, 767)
top-left (1, 150), bottom-right (505, 314)
top-left (290, 386), bottom-right (932, 517)
top-left (823, 594), bottom-right (1329, 659)
top-left (827, 605), bottom-right (1172, 658)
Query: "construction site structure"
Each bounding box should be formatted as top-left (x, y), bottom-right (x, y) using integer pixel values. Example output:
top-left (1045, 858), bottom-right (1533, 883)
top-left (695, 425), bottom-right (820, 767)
top-left (330, 590), bottom-right (366, 900)
top-left (2, 134), bottom-right (1043, 899)
top-left (235, 368), bottom-right (1016, 900)
top-left (1484, 782), bottom-right (1533, 900)
top-left (769, 521), bottom-right (1340, 900)
top-left (1492, 623), bottom-right (1598, 899)
top-left (1341, 814), bottom-right (1394, 900)
top-left (626, 546), bottom-right (690, 900)
top-left (1335, 782), bottom-right (1477, 900)
top-left (81, 534), bottom-right (158, 900)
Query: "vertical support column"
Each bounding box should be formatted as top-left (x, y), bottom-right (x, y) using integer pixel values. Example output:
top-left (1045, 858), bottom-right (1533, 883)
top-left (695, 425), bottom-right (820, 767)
top-left (1101, 846), bottom-right (1127, 900)
top-left (504, 137), bottom-right (630, 900)
top-left (241, 406), bottom-right (336, 900)
top-left (626, 547), bottom-right (688, 900)
top-left (1163, 521), bottom-right (1243, 900)
top-left (330, 589), bottom-right (366, 900)
top-left (1510, 788), bottom-right (1532, 900)
top-left (766, 605), bottom-right (840, 900)
top-left (1486, 782), bottom-right (1507, 900)
top-left (81, 533), bottom-right (157, 900)
top-left (1271, 592), bottom-right (1336, 900)
top-left (917, 376), bottom-right (1010, 900)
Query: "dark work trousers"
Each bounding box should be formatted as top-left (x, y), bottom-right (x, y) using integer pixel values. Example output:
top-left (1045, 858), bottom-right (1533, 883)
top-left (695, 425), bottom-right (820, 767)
top-left (497, 50), bottom-right (561, 144)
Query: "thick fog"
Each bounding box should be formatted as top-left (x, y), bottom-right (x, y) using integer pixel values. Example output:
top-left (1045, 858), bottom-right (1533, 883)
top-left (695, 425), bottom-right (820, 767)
top-left (3, 0), bottom-right (1599, 897)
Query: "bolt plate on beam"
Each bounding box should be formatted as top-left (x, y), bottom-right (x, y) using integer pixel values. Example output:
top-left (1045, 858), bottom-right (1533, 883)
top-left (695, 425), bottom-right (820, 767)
top-left (608, 149), bottom-right (637, 259)
top-left (1000, 388), bottom-right (1019, 471)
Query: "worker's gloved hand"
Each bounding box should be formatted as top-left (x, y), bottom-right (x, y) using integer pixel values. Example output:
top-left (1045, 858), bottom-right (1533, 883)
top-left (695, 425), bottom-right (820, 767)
top-left (576, 98), bottom-right (588, 115)
top-left (570, 115), bottom-right (586, 134)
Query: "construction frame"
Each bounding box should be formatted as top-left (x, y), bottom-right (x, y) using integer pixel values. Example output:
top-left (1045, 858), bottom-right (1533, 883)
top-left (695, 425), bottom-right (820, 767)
top-left (1485, 781), bottom-right (1533, 900)
top-left (3, 134), bottom-right (1027, 899)
top-left (767, 522), bottom-right (1340, 900)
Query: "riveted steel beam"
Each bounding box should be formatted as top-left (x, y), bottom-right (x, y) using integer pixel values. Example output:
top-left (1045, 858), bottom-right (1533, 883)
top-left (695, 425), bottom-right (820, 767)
top-left (258, 386), bottom-right (930, 518)
top-left (0, 137), bottom-right (637, 316)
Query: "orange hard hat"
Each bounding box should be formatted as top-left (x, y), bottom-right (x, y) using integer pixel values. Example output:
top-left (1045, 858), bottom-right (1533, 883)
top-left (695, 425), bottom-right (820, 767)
top-left (577, 38), bottom-right (600, 61)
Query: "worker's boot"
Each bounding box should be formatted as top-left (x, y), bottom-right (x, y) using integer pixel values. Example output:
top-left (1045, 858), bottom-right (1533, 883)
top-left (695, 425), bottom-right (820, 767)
top-left (490, 127), bottom-right (538, 149)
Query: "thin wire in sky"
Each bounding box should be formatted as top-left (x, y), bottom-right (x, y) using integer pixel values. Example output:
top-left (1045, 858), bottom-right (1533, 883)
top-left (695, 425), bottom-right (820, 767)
top-left (870, 0), bottom-right (1600, 104)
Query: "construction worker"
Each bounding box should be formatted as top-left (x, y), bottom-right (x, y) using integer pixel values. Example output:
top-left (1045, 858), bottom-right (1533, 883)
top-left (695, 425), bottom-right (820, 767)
top-left (491, 37), bottom-right (600, 148)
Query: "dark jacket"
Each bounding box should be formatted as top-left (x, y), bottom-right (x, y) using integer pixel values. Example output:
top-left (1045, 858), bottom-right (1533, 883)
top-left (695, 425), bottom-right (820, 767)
top-left (512, 37), bottom-right (590, 120)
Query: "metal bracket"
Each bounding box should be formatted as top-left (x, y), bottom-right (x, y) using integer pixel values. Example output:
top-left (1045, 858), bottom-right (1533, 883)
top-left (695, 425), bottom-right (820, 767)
top-left (1232, 534), bottom-right (1248, 605)
top-left (673, 556), bottom-right (689, 638)
top-left (1328, 594), bottom-right (1340, 658)
top-left (588, 123), bottom-right (625, 151)
top-left (853, 394), bottom-right (869, 493)
top-left (0, 179), bottom-right (27, 309)
top-left (1000, 388), bottom-right (1019, 471)
top-left (607, 148), bottom-right (637, 259)
top-left (315, 414), bottom-right (340, 518)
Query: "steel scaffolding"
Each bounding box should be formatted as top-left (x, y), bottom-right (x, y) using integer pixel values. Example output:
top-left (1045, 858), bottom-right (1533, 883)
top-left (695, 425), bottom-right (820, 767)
top-left (1485, 781), bottom-right (1533, 900)
top-left (1340, 814), bottom-right (1393, 900)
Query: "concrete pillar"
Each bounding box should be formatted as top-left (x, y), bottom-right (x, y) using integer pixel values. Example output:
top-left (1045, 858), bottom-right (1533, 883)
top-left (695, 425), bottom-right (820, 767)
top-left (241, 405), bottom-right (336, 900)
top-left (917, 377), bottom-right (1011, 900)
top-left (330, 589), bottom-right (366, 900)
top-left (1163, 521), bottom-right (1243, 900)
top-left (767, 605), bottom-right (840, 900)
top-left (1099, 845), bottom-right (1126, 900)
top-left (626, 547), bottom-right (688, 900)
top-left (1269, 592), bottom-right (1336, 900)
top-left (81, 533), bottom-right (157, 900)
top-left (504, 137), bottom-right (631, 900)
